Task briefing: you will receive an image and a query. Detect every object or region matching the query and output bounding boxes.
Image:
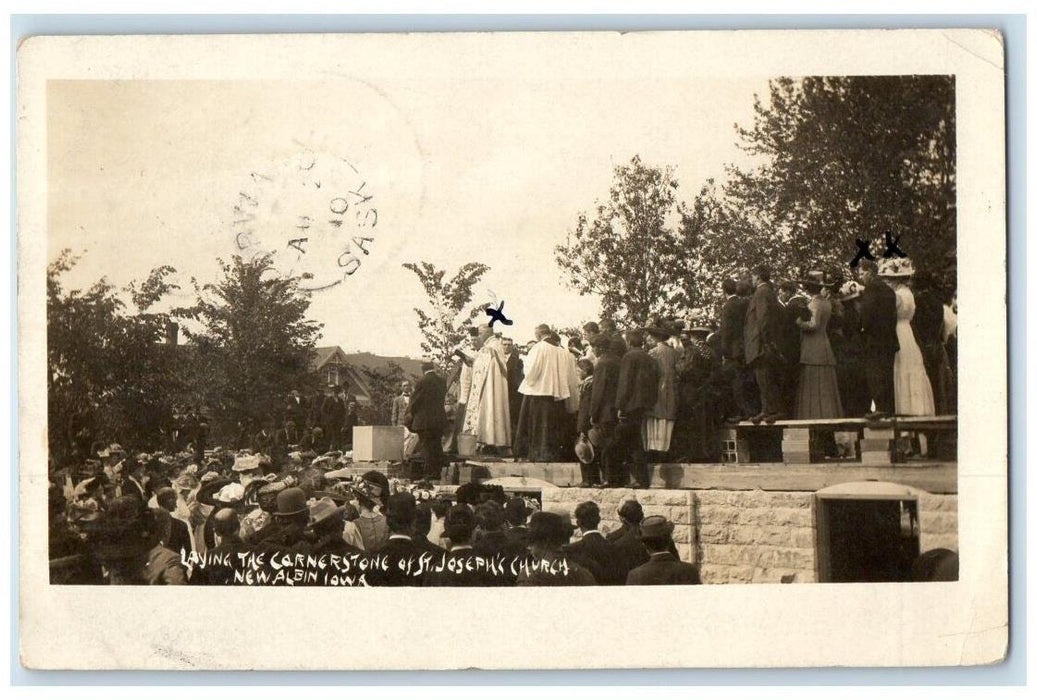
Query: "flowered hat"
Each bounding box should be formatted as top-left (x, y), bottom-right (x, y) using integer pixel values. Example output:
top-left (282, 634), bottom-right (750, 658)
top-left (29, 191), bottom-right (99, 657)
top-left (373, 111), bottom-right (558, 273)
top-left (839, 280), bottom-right (864, 301)
top-left (877, 257), bottom-right (915, 278)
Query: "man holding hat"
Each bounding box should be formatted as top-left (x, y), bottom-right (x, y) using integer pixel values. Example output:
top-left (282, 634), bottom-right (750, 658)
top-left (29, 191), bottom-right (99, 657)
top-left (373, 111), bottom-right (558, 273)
top-left (626, 515), bottom-right (701, 585)
top-left (614, 329), bottom-right (658, 488)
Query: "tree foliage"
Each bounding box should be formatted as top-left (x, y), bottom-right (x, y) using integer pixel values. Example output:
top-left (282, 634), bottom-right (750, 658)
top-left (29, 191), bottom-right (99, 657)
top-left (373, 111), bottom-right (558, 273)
top-left (359, 361), bottom-right (410, 425)
top-left (683, 75), bottom-right (956, 313)
top-left (178, 254), bottom-right (323, 435)
top-left (402, 261), bottom-right (490, 367)
top-left (555, 156), bottom-right (692, 326)
top-left (47, 250), bottom-right (182, 464)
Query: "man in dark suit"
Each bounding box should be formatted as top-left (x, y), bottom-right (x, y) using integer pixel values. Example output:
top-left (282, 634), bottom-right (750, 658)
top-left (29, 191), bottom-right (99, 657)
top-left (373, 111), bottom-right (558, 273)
top-left (626, 515), bottom-right (701, 585)
top-left (405, 362), bottom-right (447, 480)
top-left (503, 497), bottom-right (531, 549)
top-left (155, 487), bottom-right (192, 557)
top-left (615, 330), bottom-right (659, 488)
top-left (501, 337), bottom-right (525, 434)
top-left (473, 501), bottom-right (527, 585)
top-left (743, 264), bottom-right (786, 423)
top-left (589, 334), bottom-right (622, 487)
top-left (564, 502), bottom-right (621, 585)
top-left (858, 260), bottom-right (899, 416)
top-left (413, 502), bottom-right (447, 556)
top-left (719, 278), bottom-right (753, 421)
top-left (378, 493), bottom-right (429, 586)
top-left (778, 280), bottom-right (810, 415)
top-left (320, 389), bottom-right (346, 450)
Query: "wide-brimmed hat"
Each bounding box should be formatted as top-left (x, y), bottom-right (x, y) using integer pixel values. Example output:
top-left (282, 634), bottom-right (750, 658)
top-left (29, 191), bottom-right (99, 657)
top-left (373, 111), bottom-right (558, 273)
top-left (645, 326), bottom-right (672, 341)
top-left (638, 514), bottom-right (675, 539)
top-left (273, 487), bottom-right (309, 517)
top-left (878, 257), bottom-right (915, 278)
top-left (196, 478), bottom-right (245, 508)
top-left (840, 280), bottom-right (864, 301)
top-left (231, 454), bottom-right (263, 473)
top-left (307, 497), bottom-right (348, 530)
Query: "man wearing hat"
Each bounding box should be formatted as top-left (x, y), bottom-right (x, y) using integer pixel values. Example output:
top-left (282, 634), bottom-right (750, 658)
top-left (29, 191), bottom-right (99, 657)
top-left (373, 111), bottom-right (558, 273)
top-left (305, 496), bottom-right (361, 558)
top-left (406, 362), bottom-right (447, 480)
top-left (258, 487), bottom-right (311, 551)
top-left (858, 259), bottom-right (900, 417)
top-left (516, 510), bottom-right (596, 586)
top-left (626, 515), bottom-right (701, 585)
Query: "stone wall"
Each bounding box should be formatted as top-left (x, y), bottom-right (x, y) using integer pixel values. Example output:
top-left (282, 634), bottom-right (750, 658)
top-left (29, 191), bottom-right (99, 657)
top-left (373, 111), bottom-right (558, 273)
top-left (541, 486), bottom-right (958, 585)
top-left (918, 493), bottom-right (958, 553)
top-left (695, 490), bottom-right (817, 584)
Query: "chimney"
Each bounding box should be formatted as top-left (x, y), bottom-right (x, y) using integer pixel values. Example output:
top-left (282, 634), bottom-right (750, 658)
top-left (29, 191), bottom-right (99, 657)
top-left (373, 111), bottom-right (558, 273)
top-left (165, 321), bottom-right (179, 346)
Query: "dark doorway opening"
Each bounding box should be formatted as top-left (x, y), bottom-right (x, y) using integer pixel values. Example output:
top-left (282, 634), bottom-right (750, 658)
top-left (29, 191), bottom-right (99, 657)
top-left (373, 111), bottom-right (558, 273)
top-left (816, 497), bottom-right (920, 583)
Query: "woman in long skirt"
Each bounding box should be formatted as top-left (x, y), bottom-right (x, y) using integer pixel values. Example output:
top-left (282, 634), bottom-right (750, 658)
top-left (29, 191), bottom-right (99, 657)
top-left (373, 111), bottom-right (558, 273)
top-left (879, 258), bottom-right (935, 416)
top-left (794, 276), bottom-right (843, 419)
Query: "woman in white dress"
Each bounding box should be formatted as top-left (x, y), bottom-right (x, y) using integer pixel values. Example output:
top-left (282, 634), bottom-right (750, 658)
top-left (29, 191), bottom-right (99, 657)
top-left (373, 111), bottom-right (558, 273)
top-left (879, 258), bottom-right (935, 416)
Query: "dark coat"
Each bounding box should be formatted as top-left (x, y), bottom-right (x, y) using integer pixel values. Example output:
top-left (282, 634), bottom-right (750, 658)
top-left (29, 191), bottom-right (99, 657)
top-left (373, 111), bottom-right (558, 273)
top-left (407, 371), bottom-right (447, 433)
top-left (320, 395), bottom-right (346, 430)
top-left (191, 536), bottom-right (248, 585)
top-left (912, 289), bottom-right (946, 347)
top-left (744, 281), bottom-right (782, 366)
top-left (626, 552), bottom-right (702, 585)
top-left (616, 347), bottom-right (659, 415)
top-left (564, 531), bottom-right (622, 585)
top-left (781, 295), bottom-right (810, 365)
top-left (719, 295), bottom-right (750, 360)
top-left (167, 516), bottom-right (192, 558)
top-left (474, 530), bottom-right (528, 585)
top-left (859, 279), bottom-right (900, 358)
top-left (590, 354), bottom-right (621, 425)
top-left (378, 535), bottom-right (431, 586)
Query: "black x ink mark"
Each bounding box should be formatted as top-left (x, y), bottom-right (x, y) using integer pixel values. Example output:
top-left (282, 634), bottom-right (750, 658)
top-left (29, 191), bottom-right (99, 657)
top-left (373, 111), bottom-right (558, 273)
top-left (485, 301), bottom-right (513, 328)
top-left (883, 231), bottom-right (907, 259)
top-left (849, 238), bottom-right (877, 268)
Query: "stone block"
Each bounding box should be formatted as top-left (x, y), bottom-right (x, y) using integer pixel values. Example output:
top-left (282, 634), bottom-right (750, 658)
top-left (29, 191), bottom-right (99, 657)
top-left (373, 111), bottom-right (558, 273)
top-left (694, 490), bottom-right (729, 506)
top-left (920, 511), bottom-right (958, 534)
top-left (790, 527), bottom-right (816, 549)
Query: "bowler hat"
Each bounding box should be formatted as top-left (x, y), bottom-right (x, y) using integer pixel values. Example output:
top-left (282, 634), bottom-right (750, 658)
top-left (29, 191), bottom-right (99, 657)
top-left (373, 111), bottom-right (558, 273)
top-left (386, 492), bottom-right (417, 524)
top-left (638, 514), bottom-right (675, 539)
top-left (273, 487), bottom-right (309, 517)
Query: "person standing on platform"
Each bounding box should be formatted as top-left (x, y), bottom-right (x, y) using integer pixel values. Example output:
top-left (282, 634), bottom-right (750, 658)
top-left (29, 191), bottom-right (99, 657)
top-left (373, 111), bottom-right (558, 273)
top-left (644, 326), bottom-right (678, 460)
top-left (743, 264), bottom-right (786, 423)
top-left (718, 278), bottom-right (752, 422)
top-left (391, 381), bottom-right (412, 427)
top-left (320, 388), bottom-right (346, 450)
top-left (405, 362), bottom-right (447, 481)
top-left (858, 259), bottom-right (900, 417)
top-left (462, 325), bottom-right (512, 455)
top-left (514, 324), bottom-right (572, 462)
top-left (615, 330), bottom-right (658, 489)
top-left (793, 272), bottom-right (844, 419)
top-left (879, 258), bottom-right (935, 416)
top-left (501, 337), bottom-right (525, 435)
top-left (911, 271), bottom-right (953, 415)
top-left (589, 334), bottom-right (622, 485)
top-left (834, 281), bottom-right (870, 417)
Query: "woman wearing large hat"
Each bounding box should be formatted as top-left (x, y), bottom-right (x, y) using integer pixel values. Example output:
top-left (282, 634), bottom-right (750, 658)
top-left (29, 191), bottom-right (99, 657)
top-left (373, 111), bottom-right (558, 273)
top-left (792, 271), bottom-right (844, 420)
top-left (878, 257), bottom-right (935, 416)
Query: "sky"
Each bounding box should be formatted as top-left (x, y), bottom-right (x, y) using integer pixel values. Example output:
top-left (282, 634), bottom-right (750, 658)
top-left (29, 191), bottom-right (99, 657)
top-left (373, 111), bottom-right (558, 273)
top-left (48, 69), bottom-right (771, 358)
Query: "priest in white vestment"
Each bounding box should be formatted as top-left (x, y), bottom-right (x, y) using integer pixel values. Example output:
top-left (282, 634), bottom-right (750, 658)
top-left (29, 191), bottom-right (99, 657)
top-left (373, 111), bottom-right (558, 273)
top-left (514, 324), bottom-right (575, 461)
top-left (462, 325), bottom-right (512, 451)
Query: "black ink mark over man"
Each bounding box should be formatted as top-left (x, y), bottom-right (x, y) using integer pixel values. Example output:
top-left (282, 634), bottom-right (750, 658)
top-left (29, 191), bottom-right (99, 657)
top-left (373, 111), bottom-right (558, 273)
top-left (486, 301), bottom-right (513, 328)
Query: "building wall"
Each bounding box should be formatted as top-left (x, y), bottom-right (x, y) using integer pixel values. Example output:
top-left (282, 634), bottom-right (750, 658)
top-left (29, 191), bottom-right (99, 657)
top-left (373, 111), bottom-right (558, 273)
top-left (541, 486), bottom-right (958, 585)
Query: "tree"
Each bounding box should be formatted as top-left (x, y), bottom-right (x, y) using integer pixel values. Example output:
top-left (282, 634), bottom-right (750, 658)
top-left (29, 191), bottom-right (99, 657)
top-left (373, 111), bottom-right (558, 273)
top-left (47, 249), bottom-right (181, 464)
top-left (360, 361), bottom-right (411, 425)
top-left (722, 75), bottom-right (956, 276)
top-left (555, 155), bottom-right (692, 327)
top-left (178, 254), bottom-right (323, 437)
top-left (402, 261), bottom-right (490, 367)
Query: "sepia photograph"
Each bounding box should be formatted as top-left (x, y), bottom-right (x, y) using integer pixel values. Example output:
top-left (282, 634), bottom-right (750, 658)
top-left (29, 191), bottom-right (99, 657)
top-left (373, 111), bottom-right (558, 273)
top-left (17, 29), bottom-right (1007, 670)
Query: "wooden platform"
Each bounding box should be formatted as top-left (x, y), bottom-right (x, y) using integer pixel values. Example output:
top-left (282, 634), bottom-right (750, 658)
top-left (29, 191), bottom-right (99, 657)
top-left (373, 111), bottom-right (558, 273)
top-left (463, 460), bottom-right (957, 494)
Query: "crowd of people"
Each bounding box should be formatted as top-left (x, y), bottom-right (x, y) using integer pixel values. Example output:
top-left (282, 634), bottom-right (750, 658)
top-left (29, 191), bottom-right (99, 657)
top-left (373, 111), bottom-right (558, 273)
top-left (49, 444), bottom-right (699, 586)
top-left (401, 257), bottom-right (957, 488)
